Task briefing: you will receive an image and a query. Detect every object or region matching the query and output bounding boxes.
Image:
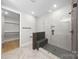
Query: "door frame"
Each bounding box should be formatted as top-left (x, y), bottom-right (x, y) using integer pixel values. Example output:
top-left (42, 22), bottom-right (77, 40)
top-left (71, 0), bottom-right (78, 53)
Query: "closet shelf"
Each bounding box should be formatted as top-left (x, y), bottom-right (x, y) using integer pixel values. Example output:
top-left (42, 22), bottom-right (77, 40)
top-left (2, 38), bottom-right (19, 43)
top-left (4, 32), bottom-right (19, 33)
top-left (4, 22), bottom-right (19, 25)
top-left (5, 16), bottom-right (20, 20)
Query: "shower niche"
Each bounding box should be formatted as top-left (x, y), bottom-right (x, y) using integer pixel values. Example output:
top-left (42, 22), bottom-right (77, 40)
top-left (2, 8), bottom-right (20, 52)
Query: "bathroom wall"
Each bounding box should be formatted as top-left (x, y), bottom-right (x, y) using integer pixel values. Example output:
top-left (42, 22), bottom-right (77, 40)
top-left (36, 6), bottom-right (72, 51)
top-left (20, 13), bottom-right (36, 47)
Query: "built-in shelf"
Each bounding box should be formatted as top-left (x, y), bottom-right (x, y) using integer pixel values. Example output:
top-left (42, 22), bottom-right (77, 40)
top-left (2, 8), bottom-right (20, 44)
top-left (4, 21), bottom-right (19, 25)
top-left (4, 31), bottom-right (19, 33)
top-left (3, 15), bottom-right (20, 21)
top-left (2, 38), bottom-right (19, 43)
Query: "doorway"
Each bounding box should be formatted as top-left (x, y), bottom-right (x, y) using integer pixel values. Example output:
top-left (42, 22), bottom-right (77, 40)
top-left (2, 8), bottom-right (20, 52)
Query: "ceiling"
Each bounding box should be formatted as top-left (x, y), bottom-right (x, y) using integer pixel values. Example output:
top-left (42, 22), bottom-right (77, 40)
top-left (1, 0), bottom-right (71, 17)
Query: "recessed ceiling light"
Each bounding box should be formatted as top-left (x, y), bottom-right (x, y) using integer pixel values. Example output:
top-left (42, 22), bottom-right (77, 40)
top-left (32, 11), bottom-right (35, 15)
top-left (4, 11), bottom-right (8, 15)
top-left (53, 4), bottom-right (57, 8)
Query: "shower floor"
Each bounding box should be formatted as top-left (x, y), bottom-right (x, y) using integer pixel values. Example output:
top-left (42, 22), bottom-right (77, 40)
top-left (43, 44), bottom-right (77, 59)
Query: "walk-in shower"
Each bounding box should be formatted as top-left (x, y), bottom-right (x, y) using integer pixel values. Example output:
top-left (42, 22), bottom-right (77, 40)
top-left (35, 0), bottom-right (78, 59)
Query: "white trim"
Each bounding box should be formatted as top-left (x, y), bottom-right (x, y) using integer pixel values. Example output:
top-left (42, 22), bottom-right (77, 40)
top-left (1, 6), bottom-right (21, 14)
top-left (0, 0), bottom-right (2, 59)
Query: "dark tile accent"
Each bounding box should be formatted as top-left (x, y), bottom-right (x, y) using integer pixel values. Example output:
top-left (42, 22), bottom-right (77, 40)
top-left (43, 44), bottom-right (77, 59)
